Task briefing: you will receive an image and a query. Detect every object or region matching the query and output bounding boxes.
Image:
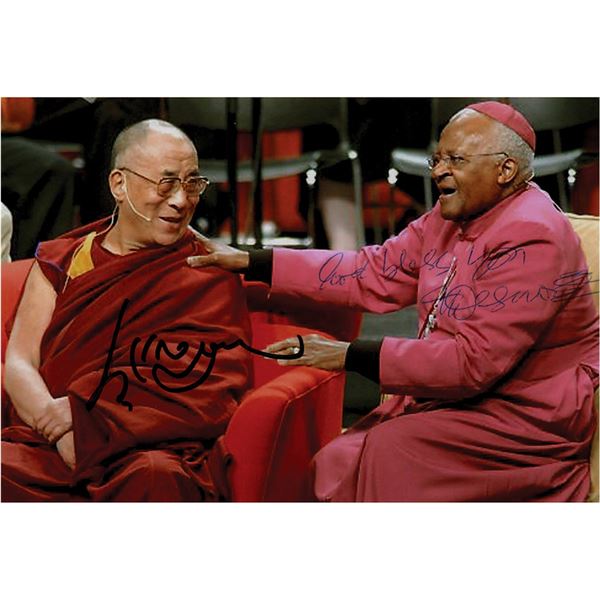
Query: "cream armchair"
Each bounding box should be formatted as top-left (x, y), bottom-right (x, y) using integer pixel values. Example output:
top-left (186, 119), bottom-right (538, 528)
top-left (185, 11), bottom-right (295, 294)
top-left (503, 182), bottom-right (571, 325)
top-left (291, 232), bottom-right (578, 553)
top-left (567, 213), bottom-right (599, 502)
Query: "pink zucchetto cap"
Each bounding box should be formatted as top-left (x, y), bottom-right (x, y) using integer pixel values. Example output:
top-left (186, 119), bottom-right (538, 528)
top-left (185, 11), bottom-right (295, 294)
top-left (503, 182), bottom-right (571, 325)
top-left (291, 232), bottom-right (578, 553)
top-left (466, 101), bottom-right (536, 152)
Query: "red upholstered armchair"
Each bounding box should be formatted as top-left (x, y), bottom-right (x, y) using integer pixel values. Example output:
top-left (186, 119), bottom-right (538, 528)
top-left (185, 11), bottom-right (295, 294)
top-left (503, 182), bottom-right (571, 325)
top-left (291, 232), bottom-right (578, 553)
top-left (1, 260), bottom-right (353, 502)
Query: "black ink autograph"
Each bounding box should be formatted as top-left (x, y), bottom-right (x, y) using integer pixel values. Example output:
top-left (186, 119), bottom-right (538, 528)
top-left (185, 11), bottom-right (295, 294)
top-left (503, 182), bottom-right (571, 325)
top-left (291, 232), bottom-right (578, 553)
top-left (380, 245), bottom-right (526, 282)
top-left (318, 253), bottom-right (368, 290)
top-left (317, 248), bottom-right (454, 289)
top-left (420, 270), bottom-right (595, 320)
top-left (87, 299), bottom-right (304, 412)
top-left (316, 245), bottom-right (529, 289)
top-left (466, 245), bottom-right (526, 281)
top-left (381, 247), bottom-right (453, 281)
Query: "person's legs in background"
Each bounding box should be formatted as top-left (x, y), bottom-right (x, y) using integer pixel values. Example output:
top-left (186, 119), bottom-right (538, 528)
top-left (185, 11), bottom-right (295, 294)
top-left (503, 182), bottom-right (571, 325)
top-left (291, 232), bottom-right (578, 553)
top-left (1, 136), bottom-right (76, 259)
top-left (317, 178), bottom-right (358, 250)
top-left (304, 99), bottom-right (431, 250)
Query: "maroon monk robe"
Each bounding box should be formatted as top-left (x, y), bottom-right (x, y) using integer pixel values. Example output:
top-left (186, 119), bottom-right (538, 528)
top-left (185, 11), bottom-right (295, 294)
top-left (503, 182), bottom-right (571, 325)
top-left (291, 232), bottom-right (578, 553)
top-left (2, 221), bottom-right (252, 501)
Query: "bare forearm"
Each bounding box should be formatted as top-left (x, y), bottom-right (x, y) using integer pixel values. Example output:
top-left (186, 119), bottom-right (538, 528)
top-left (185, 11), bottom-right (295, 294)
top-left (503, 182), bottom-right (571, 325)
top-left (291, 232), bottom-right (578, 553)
top-left (4, 261), bottom-right (60, 431)
top-left (4, 358), bottom-right (54, 428)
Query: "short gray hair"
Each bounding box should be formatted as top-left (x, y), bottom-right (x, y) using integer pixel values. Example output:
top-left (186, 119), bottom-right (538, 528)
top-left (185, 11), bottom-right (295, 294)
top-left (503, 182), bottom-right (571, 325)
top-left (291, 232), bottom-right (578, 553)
top-left (492, 120), bottom-right (534, 174)
top-left (110, 119), bottom-right (193, 169)
top-left (452, 108), bottom-right (534, 174)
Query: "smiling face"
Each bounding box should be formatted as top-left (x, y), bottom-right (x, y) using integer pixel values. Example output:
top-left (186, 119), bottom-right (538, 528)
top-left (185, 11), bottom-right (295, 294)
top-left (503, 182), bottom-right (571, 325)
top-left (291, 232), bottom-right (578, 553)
top-left (109, 126), bottom-right (200, 249)
top-left (432, 111), bottom-right (516, 222)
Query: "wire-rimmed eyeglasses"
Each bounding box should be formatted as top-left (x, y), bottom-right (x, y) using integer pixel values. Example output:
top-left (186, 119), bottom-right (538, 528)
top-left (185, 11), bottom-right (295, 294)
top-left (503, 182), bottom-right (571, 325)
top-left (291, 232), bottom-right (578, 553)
top-left (118, 166), bottom-right (210, 197)
top-left (427, 152), bottom-right (509, 170)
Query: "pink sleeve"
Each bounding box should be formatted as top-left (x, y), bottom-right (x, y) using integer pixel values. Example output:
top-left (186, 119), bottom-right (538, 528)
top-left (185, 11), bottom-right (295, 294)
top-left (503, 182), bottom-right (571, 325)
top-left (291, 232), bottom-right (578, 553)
top-left (271, 214), bottom-right (427, 313)
top-left (379, 222), bottom-right (589, 397)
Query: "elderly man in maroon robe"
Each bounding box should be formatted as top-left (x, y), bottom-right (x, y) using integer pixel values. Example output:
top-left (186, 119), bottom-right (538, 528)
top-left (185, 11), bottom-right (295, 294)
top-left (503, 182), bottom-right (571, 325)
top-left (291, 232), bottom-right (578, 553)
top-left (2, 119), bottom-right (251, 501)
top-left (189, 101), bottom-right (599, 501)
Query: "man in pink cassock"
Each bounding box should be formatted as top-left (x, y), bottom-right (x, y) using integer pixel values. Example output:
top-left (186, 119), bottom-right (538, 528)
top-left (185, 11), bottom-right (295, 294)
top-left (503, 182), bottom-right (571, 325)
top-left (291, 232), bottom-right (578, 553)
top-left (188, 101), bottom-right (599, 501)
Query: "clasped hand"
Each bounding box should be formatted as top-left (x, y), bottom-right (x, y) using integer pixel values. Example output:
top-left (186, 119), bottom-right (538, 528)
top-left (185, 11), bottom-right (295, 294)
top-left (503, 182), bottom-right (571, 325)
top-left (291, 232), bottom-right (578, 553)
top-left (33, 395), bottom-right (72, 444)
top-left (33, 396), bottom-right (76, 469)
top-left (56, 431), bottom-right (76, 470)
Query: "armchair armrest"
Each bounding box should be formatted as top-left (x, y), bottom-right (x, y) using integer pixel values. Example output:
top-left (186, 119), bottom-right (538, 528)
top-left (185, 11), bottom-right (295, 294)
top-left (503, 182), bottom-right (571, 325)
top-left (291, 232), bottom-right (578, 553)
top-left (225, 367), bottom-right (345, 502)
top-left (243, 280), bottom-right (363, 342)
top-left (588, 388), bottom-right (599, 502)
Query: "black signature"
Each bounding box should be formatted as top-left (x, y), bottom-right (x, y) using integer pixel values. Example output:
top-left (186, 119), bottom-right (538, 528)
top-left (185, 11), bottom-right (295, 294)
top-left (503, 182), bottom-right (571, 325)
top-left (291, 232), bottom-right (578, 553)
top-left (381, 247), bottom-right (453, 281)
top-left (421, 270), bottom-right (595, 320)
top-left (317, 248), bottom-right (453, 289)
top-left (380, 244), bottom-right (527, 282)
top-left (318, 252), bottom-right (368, 290)
top-left (466, 245), bottom-right (527, 281)
top-left (317, 244), bottom-right (530, 290)
top-left (86, 299), bottom-right (304, 412)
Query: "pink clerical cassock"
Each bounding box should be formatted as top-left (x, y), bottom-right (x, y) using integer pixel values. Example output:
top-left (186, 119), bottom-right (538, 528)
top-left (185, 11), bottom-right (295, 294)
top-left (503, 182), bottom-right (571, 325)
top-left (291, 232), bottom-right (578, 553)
top-left (269, 182), bottom-right (598, 501)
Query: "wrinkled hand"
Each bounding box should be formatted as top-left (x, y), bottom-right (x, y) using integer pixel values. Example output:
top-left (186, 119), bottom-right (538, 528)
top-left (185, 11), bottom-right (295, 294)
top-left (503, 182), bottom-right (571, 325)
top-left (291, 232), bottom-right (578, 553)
top-left (56, 431), bottom-right (76, 470)
top-left (33, 396), bottom-right (73, 444)
top-left (186, 230), bottom-right (249, 272)
top-left (264, 334), bottom-right (350, 371)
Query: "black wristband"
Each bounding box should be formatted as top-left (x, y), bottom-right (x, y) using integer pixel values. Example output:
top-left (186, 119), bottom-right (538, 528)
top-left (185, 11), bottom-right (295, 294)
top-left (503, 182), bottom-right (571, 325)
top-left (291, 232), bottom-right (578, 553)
top-left (344, 338), bottom-right (383, 383)
top-left (244, 249), bottom-right (274, 285)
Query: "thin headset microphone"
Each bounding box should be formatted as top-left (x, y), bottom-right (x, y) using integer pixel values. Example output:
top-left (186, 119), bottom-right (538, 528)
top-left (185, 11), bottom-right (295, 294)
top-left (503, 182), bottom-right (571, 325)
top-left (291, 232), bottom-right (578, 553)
top-left (123, 178), bottom-right (152, 222)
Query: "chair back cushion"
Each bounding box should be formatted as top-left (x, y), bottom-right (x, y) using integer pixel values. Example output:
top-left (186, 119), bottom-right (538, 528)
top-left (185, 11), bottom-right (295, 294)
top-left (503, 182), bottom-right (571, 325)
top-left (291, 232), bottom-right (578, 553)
top-left (244, 280), bottom-right (362, 342)
top-left (567, 213), bottom-right (599, 310)
top-left (1, 259), bottom-right (34, 361)
top-left (567, 213), bottom-right (599, 502)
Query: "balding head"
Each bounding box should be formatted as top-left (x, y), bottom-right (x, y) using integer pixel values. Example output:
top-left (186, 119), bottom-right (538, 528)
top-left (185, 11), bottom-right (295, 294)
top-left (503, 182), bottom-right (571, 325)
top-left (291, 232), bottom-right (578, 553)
top-left (107, 118), bottom-right (201, 252)
top-left (449, 108), bottom-right (534, 178)
top-left (432, 110), bottom-right (533, 221)
top-left (110, 119), bottom-right (194, 169)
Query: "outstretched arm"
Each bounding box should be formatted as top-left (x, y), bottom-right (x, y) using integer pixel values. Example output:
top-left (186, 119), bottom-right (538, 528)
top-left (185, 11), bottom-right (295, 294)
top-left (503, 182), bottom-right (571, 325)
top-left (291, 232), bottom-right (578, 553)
top-left (187, 218), bottom-right (426, 313)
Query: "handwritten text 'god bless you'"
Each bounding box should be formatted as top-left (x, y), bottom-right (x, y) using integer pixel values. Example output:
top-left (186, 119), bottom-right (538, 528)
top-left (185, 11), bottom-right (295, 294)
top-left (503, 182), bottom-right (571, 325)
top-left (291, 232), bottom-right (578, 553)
top-left (317, 246), bottom-right (595, 318)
